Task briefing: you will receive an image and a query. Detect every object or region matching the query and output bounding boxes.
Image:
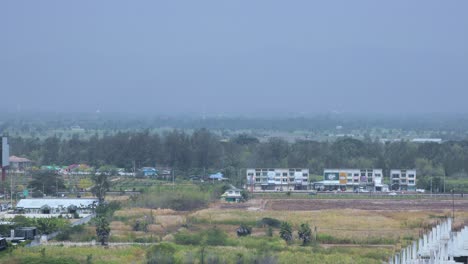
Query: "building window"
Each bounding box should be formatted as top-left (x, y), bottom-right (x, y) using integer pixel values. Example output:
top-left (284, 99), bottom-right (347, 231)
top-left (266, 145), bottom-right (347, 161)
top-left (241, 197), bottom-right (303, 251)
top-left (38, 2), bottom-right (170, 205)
top-left (289, 172), bottom-right (294, 176)
top-left (248, 173), bottom-right (254, 176)
top-left (367, 173), bottom-right (372, 177)
top-left (375, 174), bottom-right (381, 177)
top-left (302, 173), bottom-right (308, 177)
top-left (283, 173), bottom-right (288, 176)
top-left (354, 173), bottom-right (359, 177)
top-left (256, 172), bottom-right (260, 176)
top-left (408, 174), bottom-right (415, 178)
top-left (262, 172), bottom-right (267, 176)
top-left (392, 174), bottom-right (399, 179)
top-left (276, 173), bottom-right (281, 176)
top-left (256, 178), bottom-right (260, 182)
top-left (409, 180), bottom-right (415, 184)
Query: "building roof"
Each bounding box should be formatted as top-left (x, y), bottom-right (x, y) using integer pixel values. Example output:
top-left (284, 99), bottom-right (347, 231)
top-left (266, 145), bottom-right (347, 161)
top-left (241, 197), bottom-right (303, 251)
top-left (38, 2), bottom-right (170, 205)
top-left (9, 156), bottom-right (32, 163)
top-left (411, 138), bottom-right (442, 143)
top-left (16, 198), bottom-right (98, 209)
top-left (209, 172), bottom-right (225, 179)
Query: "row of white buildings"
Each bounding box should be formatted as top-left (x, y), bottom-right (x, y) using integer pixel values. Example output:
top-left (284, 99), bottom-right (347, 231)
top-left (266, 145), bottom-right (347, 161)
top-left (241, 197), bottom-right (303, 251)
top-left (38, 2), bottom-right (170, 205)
top-left (246, 168), bottom-right (417, 192)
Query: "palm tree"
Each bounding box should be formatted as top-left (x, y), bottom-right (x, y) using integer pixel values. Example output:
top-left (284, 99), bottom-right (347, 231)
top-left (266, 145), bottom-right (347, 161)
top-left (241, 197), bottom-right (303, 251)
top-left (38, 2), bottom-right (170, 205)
top-left (279, 221), bottom-right (293, 243)
top-left (298, 223), bottom-right (312, 245)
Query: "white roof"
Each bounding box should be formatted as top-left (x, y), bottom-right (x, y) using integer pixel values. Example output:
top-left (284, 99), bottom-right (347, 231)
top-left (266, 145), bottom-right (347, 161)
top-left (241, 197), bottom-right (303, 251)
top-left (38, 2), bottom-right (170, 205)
top-left (16, 198), bottom-right (98, 209)
top-left (412, 138), bottom-right (442, 143)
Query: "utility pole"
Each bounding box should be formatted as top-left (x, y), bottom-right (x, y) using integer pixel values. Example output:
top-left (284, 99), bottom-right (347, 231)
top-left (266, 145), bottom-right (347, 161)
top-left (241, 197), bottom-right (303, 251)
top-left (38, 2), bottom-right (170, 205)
top-left (430, 177), bottom-right (433, 198)
top-left (10, 169), bottom-right (12, 205)
top-left (452, 189), bottom-right (455, 222)
top-left (444, 174), bottom-right (446, 193)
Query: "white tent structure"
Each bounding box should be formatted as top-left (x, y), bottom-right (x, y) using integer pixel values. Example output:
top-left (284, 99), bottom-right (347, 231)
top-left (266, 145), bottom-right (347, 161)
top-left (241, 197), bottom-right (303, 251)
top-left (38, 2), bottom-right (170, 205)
top-left (16, 198), bottom-right (98, 215)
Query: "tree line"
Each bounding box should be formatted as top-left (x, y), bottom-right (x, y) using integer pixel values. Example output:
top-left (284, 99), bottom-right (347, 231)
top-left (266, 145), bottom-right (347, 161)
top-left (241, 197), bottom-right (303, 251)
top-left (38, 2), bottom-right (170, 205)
top-left (8, 129), bottom-right (468, 186)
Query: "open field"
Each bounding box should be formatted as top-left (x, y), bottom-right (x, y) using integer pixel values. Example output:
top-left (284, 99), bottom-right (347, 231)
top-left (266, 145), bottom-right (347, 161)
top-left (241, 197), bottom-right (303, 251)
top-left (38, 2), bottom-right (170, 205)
top-left (266, 198), bottom-right (468, 211)
top-left (4, 186), bottom-right (468, 263)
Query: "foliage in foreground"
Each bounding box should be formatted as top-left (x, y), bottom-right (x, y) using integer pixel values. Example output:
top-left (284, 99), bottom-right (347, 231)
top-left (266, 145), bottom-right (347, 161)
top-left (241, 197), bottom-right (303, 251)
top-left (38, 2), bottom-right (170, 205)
top-left (0, 216), bottom-right (69, 236)
top-left (174, 227), bottom-right (228, 246)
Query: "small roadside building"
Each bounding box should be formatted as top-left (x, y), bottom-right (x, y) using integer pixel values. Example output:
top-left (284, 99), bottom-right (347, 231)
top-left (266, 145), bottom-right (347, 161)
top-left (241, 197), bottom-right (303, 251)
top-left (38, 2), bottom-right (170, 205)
top-left (221, 187), bottom-right (243, 202)
top-left (15, 198), bottom-right (98, 215)
top-left (9, 156), bottom-right (33, 172)
top-left (0, 237), bottom-right (6, 250)
top-left (140, 167), bottom-right (157, 177)
top-left (209, 172), bottom-right (227, 181)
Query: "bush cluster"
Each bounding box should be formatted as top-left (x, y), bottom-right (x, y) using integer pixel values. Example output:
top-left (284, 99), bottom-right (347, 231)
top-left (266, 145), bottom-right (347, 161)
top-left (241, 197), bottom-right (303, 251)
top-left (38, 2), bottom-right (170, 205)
top-left (174, 227), bottom-right (227, 246)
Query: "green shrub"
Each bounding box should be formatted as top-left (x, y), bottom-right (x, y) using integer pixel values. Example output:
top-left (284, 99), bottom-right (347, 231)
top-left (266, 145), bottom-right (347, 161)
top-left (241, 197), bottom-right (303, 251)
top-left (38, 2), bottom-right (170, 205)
top-left (174, 232), bottom-right (202, 245)
top-left (258, 217), bottom-right (281, 228)
top-left (55, 225), bottom-right (85, 241)
top-left (174, 228), bottom-right (228, 246)
top-left (266, 226), bottom-right (273, 237)
top-left (279, 222), bottom-right (293, 243)
top-left (204, 227), bottom-right (228, 246)
top-left (236, 224), bottom-right (252, 237)
top-left (146, 243), bottom-right (176, 264)
top-left (131, 185), bottom-right (210, 211)
top-left (19, 256), bottom-right (80, 264)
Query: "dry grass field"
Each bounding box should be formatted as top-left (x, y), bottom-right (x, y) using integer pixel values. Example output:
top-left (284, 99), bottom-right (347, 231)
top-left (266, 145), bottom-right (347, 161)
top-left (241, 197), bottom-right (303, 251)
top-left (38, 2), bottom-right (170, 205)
top-left (5, 195), bottom-right (468, 263)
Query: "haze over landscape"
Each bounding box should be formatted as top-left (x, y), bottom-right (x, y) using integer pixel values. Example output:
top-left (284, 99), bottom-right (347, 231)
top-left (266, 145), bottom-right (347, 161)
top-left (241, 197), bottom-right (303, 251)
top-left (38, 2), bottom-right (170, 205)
top-left (2, 0), bottom-right (468, 115)
top-left (3, 2), bottom-right (468, 263)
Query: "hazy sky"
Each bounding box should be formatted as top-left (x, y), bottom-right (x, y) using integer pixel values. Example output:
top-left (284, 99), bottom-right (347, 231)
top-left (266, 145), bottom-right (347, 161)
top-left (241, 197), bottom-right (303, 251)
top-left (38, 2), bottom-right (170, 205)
top-left (1, 1), bottom-right (467, 115)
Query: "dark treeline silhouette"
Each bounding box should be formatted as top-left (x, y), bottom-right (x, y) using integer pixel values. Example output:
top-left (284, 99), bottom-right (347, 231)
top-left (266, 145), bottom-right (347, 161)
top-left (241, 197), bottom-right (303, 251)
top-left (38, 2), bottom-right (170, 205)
top-left (7, 129), bottom-right (468, 188)
top-left (3, 113), bottom-right (468, 138)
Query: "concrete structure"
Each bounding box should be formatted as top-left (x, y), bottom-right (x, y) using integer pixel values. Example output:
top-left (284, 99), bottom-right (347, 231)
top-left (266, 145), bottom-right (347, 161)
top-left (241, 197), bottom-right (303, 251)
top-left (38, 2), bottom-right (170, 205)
top-left (15, 198), bottom-right (98, 215)
top-left (389, 218), bottom-right (468, 264)
top-left (390, 169), bottom-right (416, 191)
top-left (315, 169), bottom-right (384, 191)
top-left (246, 168), bottom-right (309, 191)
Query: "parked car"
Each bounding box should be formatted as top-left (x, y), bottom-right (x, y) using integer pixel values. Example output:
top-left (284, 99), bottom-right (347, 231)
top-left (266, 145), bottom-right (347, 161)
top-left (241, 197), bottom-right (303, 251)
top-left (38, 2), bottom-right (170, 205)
top-left (416, 189), bottom-right (425, 193)
top-left (388, 192), bottom-right (398, 196)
